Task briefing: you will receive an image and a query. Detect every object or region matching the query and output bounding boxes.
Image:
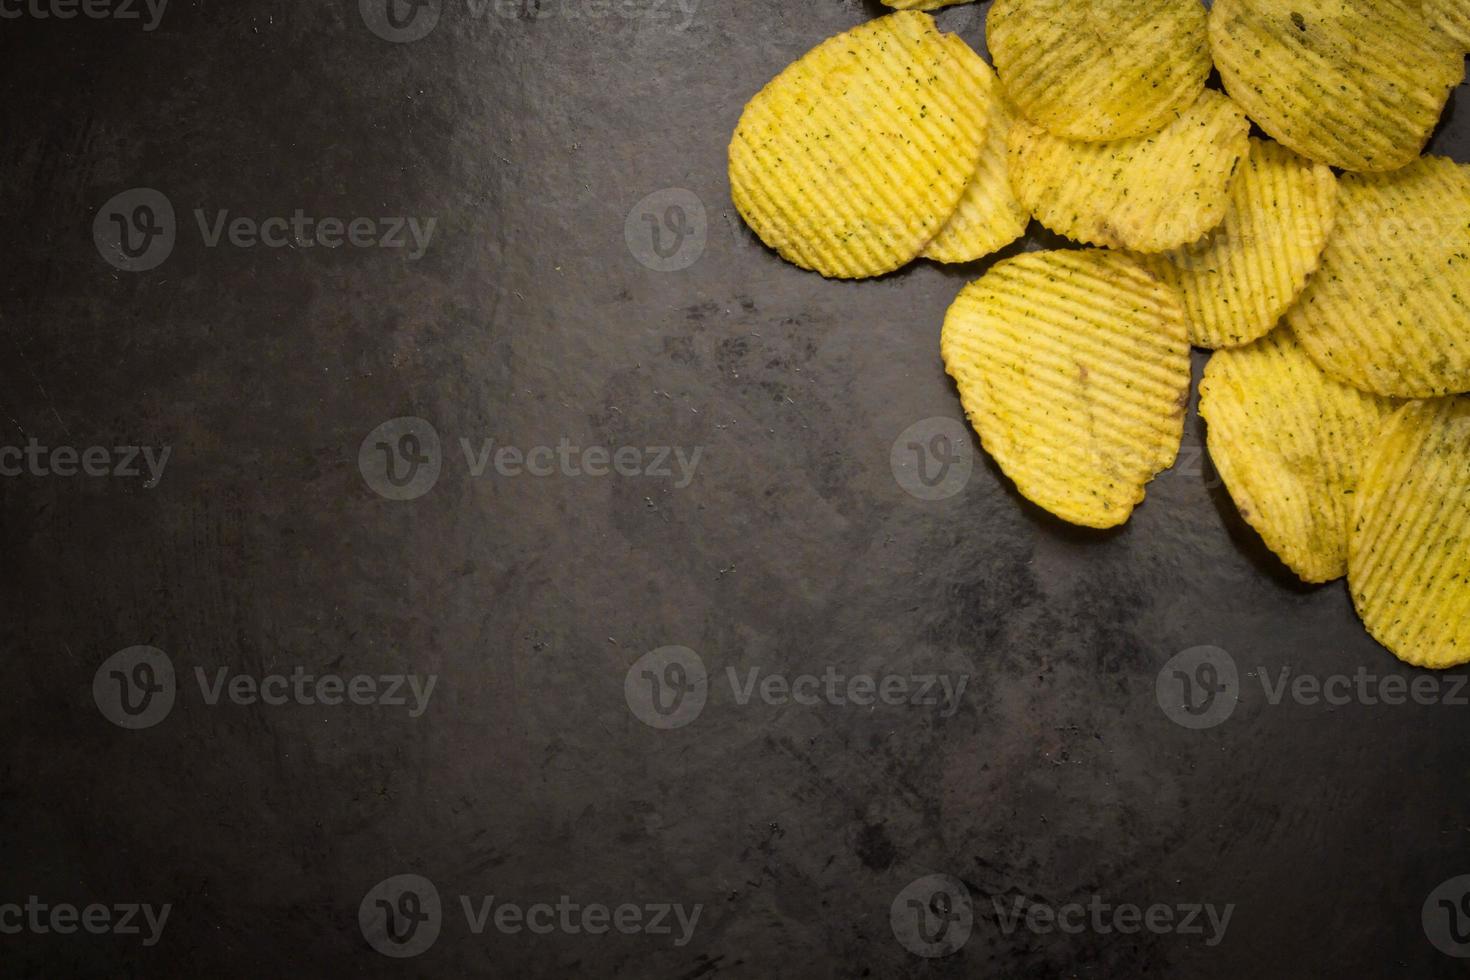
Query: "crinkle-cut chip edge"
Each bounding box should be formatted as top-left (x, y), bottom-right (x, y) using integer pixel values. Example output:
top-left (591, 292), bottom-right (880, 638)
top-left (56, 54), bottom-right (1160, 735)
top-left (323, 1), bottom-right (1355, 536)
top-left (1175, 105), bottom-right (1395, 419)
top-left (728, 11), bottom-right (988, 279)
top-left (1199, 328), bottom-right (1399, 583)
top-left (1144, 139), bottom-right (1338, 349)
top-left (1285, 155), bottom-right (1470, 397)
top-left (940, 250), bottom-right (1191, 529)
top-left (1006, 90), bottom-right (1250, 253)
top-left (1349, 398), bottom-right (1470, 669)
top-left (1209, 0), bottom-right (1464, 172)
top-left (988, 0), bottom-right (1212, 142)
top-left (922, 36), bottom-right (1029, 264)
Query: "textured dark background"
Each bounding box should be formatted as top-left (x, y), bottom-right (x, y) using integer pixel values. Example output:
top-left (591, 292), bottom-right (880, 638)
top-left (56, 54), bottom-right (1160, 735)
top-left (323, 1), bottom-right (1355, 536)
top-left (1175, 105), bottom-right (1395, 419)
top-left (2, 0), bottom-right (1468, 976)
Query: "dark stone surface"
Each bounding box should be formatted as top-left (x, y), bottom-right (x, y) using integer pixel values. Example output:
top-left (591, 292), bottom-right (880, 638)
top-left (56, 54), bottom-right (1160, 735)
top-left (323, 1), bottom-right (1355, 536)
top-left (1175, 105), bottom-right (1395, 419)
top-left (1, 0), bottom-right (1468, 976)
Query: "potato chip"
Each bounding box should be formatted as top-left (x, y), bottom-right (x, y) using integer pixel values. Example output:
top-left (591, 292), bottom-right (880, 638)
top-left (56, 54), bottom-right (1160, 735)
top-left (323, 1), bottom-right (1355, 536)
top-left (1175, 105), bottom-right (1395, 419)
top-left (941, 249), bottom-right (1191, 528)
top-left (1200, 328), bottom-right (1399, 583)
top-left (1286, 156), bottom-right (1470, 398)
top-left (882, 0), bottom-right (971, 9)
top-left (922, 36), bottom-right (1029, 265)
top-left (987, 0), bottom-right (1211, 142)
top-left (1143, 139), bottom-right (1337, 349)
top-left (1349, 398), bottom-right (1470, 669)
top-left (1425, 0), bottom-right (1470, 50)
top-left (1008, 90), bottom-right (1249, 254)
top-left (1210, 0), bottom-right (1464, 172)
top-left (728, 12), bottom-right (988, 279)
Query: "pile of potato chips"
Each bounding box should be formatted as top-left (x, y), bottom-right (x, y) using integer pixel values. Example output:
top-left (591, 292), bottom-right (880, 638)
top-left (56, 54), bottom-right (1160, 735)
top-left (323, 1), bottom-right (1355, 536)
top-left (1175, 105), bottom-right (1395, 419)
top-left (729, 1), bottom-right (1470, 669)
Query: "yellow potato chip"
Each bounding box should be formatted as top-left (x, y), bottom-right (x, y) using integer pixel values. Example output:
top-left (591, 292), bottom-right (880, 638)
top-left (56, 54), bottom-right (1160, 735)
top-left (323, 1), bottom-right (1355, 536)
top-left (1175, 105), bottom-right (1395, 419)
top-left (922, 36), bottom-right (1029, 265)
top-left (1349, 398), bottom-right (1470, 669)
top-left (1210, 0), bottom-right (1464, 172)
top-left (728, 12), bottom-right (988, 279)
top-left (1286, 156), bottom-right (1470, 398)
top-left (941, 250), bottom-right (1191, 528)
top-left (987, 0), bottom-right (1211, 142)
top-left (1425, 0), bottom-right (1470, 50)
top-left (1200, 328), bottom-right (1399, 583)
top-left (882, 0), bottom-right (971, 9)
top-left (1008, 90), bottom-right (1249, 254)
top-left (1143, 139), bottom-right (1337, 349)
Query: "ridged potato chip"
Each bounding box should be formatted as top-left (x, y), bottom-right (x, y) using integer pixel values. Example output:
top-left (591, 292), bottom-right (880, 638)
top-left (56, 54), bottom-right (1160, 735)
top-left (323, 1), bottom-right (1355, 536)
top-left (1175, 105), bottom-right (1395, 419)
top-left (728, 12), bottom-right (987, 279)
top-left (987, 0), bottom-right (1211, 142)
top-left (882, 0), bottom-right (971, 9)
top-left (1349, 398), bottom-right (1470, 669)
top-left (1287, 156), bottom-right (1470, 398)
top-left (1144, 139), bottom-right (1337, 349)
top-left (922, 36), bottom-right (1029, 265)
top-left (1210, 0), bottom-right (1464, 172)
top-left (1008, 90), bottom-right (1249, 253)
top-left (941, 250), bottom-right (1191, 528)
top-left (1425, 0), bottom-right (1470, 50)
top-left (1200, 328), bottom-right (1399, 583)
